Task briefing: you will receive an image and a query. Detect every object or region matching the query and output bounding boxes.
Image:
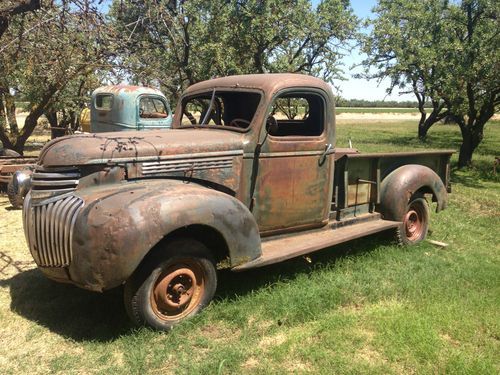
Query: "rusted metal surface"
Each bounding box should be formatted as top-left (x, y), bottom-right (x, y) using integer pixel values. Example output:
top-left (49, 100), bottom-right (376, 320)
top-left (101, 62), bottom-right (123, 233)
top-left (151, 258), bottom-right (205, 321)
top-left (90, 85), bottom-right (172, 132)
top-left (22, 73), bottom-right (453, 301)
top-left (0, 156), bottom-right (37, 183)
top-left (234, 215), bottom-right (401, 271)
top-left (29, 179), bottom-right (260, 291)
top-left (379, 164), bottom-right (448, 221)
top-left (404, 205), bottom-right (425, 242)
top-left (8, 169), bottom-right (33, 209)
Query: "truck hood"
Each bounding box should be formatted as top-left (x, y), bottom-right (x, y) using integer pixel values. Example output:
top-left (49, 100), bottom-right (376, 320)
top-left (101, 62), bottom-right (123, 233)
top-left (39, 129), bottom-right (246, 167)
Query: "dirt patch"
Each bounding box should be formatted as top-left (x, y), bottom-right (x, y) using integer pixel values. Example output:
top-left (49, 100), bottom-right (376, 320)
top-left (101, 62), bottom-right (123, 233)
top-left (284, 359), bottom-right (313, 372)
top-left (199, 322), bottom-right (241, 343)
top-left (241, 357), bottom-right (259, 370)
top-left (0, 196), bottom-right (34, 279)
top-left (258, 332), bottom-right (287, 351)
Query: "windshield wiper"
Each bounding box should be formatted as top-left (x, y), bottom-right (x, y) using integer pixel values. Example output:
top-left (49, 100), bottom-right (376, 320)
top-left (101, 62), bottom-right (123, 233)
top-left (200, 89), bottom-right (216, 126)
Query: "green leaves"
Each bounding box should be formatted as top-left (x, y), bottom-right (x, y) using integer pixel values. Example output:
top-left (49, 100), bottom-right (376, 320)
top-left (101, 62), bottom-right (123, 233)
top-left (110, 0), bottom-right (358, 99)
top-left (361, 0), bottom-right (499, 166)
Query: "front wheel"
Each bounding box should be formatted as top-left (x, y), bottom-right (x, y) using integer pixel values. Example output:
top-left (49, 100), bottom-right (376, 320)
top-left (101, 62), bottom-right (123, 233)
top-left (124, 238), bottom-right (217, 331)
top-left (396, 194), bottom-right (429, 245)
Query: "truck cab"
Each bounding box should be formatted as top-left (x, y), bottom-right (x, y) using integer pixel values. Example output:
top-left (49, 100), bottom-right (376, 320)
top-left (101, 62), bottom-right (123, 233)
top-left (22, 74), bottom-right (453, 331)
top-left (89, 85), bottom-right (172, 132)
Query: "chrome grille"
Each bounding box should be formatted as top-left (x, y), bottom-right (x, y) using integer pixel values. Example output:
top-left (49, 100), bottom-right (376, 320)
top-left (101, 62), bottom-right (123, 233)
top-left (24, 193), bottom-right (83, 267)
top-left (141, 156), bottom-right (233, 176)
top-left (31, 166), bottom-right (80, 202)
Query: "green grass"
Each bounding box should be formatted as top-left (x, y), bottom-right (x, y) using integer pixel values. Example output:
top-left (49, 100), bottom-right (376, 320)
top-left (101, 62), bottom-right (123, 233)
top-left (0, 120), bottom-right (498, 374)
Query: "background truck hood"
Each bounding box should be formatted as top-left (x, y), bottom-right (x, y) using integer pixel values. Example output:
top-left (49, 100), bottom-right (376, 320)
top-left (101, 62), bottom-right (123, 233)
top-left (39, 129), bottom-right (246, 166)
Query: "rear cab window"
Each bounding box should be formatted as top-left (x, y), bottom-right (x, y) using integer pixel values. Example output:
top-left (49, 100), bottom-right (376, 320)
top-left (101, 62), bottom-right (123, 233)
top-left (139, 96), bottom-right (170, 119)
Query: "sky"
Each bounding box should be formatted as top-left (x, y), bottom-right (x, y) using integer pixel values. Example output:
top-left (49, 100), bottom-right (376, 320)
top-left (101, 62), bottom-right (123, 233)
top-left (330, 0), bottom-right (414, 102)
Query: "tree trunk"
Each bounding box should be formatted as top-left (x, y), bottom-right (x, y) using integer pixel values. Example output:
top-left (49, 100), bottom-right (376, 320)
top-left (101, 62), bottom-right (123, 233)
top-left (458, 128), bottom-right (476, 168)
top-left (418, 110), bottom-right (437, 139)
top-left (12, 111), bottom-right (43, 154)
top-left (457, 119), bottom-right (484, 169)
top-left (417, 111), bottom-right (427, 139)
top-left (0, 94), bottom-right (16, 150)
top-left (418, 100), bottom-right (448, 140)
top-left (4, 93), bottom-right (19, 135)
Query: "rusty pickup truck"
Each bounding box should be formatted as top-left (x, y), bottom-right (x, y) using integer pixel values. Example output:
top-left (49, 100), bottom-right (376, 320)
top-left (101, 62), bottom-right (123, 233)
top-left (22, 74), bottom-right (453, 330)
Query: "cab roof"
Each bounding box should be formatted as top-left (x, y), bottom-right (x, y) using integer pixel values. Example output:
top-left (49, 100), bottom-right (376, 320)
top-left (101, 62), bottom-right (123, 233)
top-left (183, 73), bottom-right (333, 96)
top-left (92, 85), bottom-right (165, 98)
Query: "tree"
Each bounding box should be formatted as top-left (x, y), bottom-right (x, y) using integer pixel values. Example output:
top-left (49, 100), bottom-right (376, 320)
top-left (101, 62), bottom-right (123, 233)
top-left (110, 0), bottom-right (358, 100)
top-left (360, 0), bottom-right (453, 139)
top-left (0, 1), bottom-right (113, 153)
top-left (361, 0), bottom-right (499, 167)
top-left (0, 0), bottom-right (41, 39)
top-left (445, 1), bottom-right (499, 167)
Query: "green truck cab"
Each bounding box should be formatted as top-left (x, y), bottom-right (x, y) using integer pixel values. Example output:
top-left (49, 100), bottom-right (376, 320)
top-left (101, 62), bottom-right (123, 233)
top-left (89, 85), bottom-right (172, 132)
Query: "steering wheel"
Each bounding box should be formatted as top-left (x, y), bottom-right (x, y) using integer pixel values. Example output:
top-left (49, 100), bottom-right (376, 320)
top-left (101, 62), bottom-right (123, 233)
top-left (229, 118), bottom-right (251, 128)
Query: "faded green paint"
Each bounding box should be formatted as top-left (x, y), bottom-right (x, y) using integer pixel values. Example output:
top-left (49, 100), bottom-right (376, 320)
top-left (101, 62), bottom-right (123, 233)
top-left (90, 85), bottom-right (172, 132)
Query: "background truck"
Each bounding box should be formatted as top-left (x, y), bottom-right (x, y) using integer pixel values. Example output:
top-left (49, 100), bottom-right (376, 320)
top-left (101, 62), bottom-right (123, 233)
top-left (22, 74), bottom-right (453, 331)
top-left (6, 85), bottom-right (173, 209)
top-left (88, 85), bottom-right (173, 132)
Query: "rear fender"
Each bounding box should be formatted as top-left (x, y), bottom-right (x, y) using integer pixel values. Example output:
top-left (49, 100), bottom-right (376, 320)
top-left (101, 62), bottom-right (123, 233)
top-left (71, 179), bottom-right (260, 290)
top-left (379, 164), bottom-right (447, 221)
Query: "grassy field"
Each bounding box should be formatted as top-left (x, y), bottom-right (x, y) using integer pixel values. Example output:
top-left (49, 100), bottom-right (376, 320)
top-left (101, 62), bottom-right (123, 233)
top-left (0, 120), bottom-right (499, 374)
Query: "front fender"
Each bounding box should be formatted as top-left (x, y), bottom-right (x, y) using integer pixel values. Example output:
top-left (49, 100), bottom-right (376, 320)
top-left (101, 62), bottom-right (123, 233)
top-left (70, 179), bottom-right (260, 291)
top-left (379, 164), bottom-right (447, 221)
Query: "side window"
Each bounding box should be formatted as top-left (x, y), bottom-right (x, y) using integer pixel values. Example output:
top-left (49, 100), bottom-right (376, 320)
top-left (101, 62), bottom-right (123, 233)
top-left (95, 94), bottom-right (113, 110)
top-left (268, 93), bottom-right (324, 137)
top-left (139, 96), bottom-right (169, 119)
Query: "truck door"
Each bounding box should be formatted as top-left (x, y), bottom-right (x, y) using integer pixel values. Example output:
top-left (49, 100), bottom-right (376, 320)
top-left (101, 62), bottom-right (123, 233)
top-left (252, 90), bottom-right (334, 233)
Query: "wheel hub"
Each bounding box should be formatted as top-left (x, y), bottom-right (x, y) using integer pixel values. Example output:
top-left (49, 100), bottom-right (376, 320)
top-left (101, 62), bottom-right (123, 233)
top-left (404, 208), bottom-right (423, 241)
top-left (150, 261), bottom-right (205, 321)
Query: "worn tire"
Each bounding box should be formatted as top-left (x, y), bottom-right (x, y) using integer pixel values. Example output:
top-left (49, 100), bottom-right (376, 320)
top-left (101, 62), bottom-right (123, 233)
top-left (396, 193), bottom-right (429, 246)
top-left (7, 177), bottom-right (23, 209)
top-left (124, 238), bottom-right (217, 331)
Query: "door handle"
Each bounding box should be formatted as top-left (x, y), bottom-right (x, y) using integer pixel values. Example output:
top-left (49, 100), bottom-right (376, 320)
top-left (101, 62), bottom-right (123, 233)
top-left (318, 143), bottom-right (333, 166)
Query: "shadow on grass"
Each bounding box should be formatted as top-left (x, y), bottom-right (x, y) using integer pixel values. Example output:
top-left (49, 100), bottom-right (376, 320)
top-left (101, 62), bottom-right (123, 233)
top-left (215, 230), bottom-right (393, 301)
top-left (0, 230), bottom-right (395, 341)
top-left (0, 269), bottom-right (133, 342)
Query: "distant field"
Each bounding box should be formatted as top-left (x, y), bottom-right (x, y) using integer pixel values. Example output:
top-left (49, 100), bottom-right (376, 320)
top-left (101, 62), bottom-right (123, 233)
top-left (0, 120), bottom-right (499, 374)
top-left (336, 107), bottom-right (419, 114)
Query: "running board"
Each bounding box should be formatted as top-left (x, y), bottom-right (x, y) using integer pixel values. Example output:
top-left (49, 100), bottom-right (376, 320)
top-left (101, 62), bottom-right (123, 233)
top-left (232, 219), bottom-right (401, 271)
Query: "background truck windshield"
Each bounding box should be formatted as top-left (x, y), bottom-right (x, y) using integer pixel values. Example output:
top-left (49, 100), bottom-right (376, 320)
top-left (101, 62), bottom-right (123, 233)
top-left (181, 91), bottom-right (261, 130)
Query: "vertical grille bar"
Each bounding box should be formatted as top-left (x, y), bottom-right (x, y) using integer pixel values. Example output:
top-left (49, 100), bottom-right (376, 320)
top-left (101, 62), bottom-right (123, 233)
top-left (25, 195), bottom-right (84, 267)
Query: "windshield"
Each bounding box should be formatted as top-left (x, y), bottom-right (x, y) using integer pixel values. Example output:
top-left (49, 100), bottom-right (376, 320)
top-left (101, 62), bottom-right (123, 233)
top-left (180, 90), bottom-right (261, 130)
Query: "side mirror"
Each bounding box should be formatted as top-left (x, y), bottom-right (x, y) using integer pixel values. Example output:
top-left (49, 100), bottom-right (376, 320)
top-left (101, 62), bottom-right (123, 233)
top-left (266, 116), bottom-right (278, 135)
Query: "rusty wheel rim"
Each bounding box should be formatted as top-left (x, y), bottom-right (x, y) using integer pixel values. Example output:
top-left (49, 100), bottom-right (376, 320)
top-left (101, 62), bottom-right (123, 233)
top-left (151, 260), bottom-right (205, 321)
top-left (404, 203), bottom-right (425, 242)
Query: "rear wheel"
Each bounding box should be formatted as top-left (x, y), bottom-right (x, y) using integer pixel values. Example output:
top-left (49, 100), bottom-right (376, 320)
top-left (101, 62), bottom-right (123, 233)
top-left (124, 238), bottom-right (217, 331)
top-left (397, 194), bottom-right (429, 245)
